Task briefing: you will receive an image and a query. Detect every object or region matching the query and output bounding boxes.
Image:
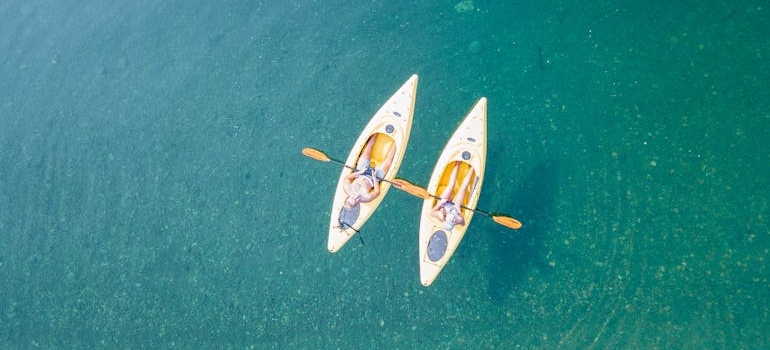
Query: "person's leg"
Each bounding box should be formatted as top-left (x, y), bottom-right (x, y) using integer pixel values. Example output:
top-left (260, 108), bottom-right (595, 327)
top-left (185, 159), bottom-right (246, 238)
top-left (361, 134), bottom-right (376, 159)
top-left (452, 165), bottom-right (475, 207)
top-left (439, 161), bottom-right (460, 200)
top-left (357, 134), bottom-right (377, 169)
top-left (376, 140), bottom-right (397, 178)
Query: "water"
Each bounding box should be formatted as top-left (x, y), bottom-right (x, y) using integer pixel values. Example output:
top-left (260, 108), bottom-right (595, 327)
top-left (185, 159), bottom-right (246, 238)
top-left (1, 0), bottom-right (768, 348)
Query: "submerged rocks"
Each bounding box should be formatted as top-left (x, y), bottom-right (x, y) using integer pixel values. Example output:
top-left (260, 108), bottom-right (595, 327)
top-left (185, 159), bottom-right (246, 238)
top-left (468, 40), bottom-right (483, 54)
top-left (454, 0), bottom-right (475, 13)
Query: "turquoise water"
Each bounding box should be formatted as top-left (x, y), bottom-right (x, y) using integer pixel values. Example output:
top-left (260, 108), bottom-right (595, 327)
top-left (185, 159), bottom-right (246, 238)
top-left (1, 0), bottom-right (768, 348)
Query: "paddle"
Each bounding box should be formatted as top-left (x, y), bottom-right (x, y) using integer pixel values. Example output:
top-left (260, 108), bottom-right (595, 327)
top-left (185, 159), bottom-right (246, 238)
top-left (302, 147), bottom-right (523, 230)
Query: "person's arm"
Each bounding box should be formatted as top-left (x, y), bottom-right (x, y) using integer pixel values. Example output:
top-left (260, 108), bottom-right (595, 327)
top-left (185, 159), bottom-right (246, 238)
top-left (432, 198), bottom-right (448, 212)
top-left (455, 212), bottom-right (466, 226)
top-left (430, 210), bottom-right (444, 221)
top-left (343, 180), bottom-right (352, 195)
top-left (345, 169), bottom-right (364, 180)
top-left (359, 181), bottom-right (380, 203)
top-left (430, 198), bottom-right (447, 220)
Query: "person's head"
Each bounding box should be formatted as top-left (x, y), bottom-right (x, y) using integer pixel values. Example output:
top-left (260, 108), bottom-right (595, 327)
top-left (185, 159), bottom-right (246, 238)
top-left (442, 205), bottom-right (461, 231)
top-left (344, 193), bottom-right (360, 210)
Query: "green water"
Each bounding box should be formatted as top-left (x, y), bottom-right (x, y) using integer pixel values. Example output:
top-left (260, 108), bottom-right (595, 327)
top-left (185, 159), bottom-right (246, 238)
top-left (1, 0), bottom-right (767, 348)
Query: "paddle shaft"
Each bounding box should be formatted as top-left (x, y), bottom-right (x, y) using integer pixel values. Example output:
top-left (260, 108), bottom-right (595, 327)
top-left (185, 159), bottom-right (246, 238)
top-left (323, 157), bottom-right (353, 170)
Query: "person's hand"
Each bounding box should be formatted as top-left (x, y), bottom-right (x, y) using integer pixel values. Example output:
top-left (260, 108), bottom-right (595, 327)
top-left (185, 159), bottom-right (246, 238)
top-left (348, 169), bottom-right (362, 179)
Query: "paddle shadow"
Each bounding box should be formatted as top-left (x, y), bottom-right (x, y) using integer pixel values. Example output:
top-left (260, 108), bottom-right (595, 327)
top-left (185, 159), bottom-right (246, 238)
top-left (486, 158), bottom-right (560, 301)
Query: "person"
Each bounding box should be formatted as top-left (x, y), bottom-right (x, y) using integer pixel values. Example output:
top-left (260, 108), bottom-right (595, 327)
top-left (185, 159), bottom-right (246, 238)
top-left (431, 161), bottom-right (475, 231)
top-left (343, 135), bottom-right (396, 210)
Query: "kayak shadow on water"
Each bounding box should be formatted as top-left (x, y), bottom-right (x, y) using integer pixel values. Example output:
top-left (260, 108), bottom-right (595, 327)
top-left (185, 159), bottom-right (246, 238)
top-left (486, 158), bottom-right (560, 301)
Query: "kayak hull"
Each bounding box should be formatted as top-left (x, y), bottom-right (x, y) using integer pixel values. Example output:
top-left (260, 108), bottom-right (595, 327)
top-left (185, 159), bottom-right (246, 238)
top-left (328, 75), bottom-right (418, 253)
top-left (418, 97), bottom-right (487, 286)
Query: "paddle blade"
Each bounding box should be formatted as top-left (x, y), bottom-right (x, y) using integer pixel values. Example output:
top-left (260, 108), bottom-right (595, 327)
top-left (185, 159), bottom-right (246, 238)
top-left (392, 178), bottom-right (430, 199)
top-left (492, 215), bottom-right (523, 230)
top-left (302, 147), bottom-right (330, 162)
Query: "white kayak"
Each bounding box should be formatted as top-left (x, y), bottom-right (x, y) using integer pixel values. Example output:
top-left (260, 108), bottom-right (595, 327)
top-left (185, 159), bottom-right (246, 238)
top-left (327, 75), bottom-right (418, 253)
top-left (418, 97), bottom-right (486, 286)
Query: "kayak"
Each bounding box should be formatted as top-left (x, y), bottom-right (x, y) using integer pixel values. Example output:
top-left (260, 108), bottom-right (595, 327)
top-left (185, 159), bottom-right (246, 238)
top-left (327, 74), bottom-right (418, 253)
top-left (418, 97), bottom-right (486, 286)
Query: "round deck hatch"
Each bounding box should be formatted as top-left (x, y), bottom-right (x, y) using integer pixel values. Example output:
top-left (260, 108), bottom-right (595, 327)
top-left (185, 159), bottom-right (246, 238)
top-left (427, 230), bottom-right (448, 262)
top-left (338, 204), bottom-right (360, 230)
